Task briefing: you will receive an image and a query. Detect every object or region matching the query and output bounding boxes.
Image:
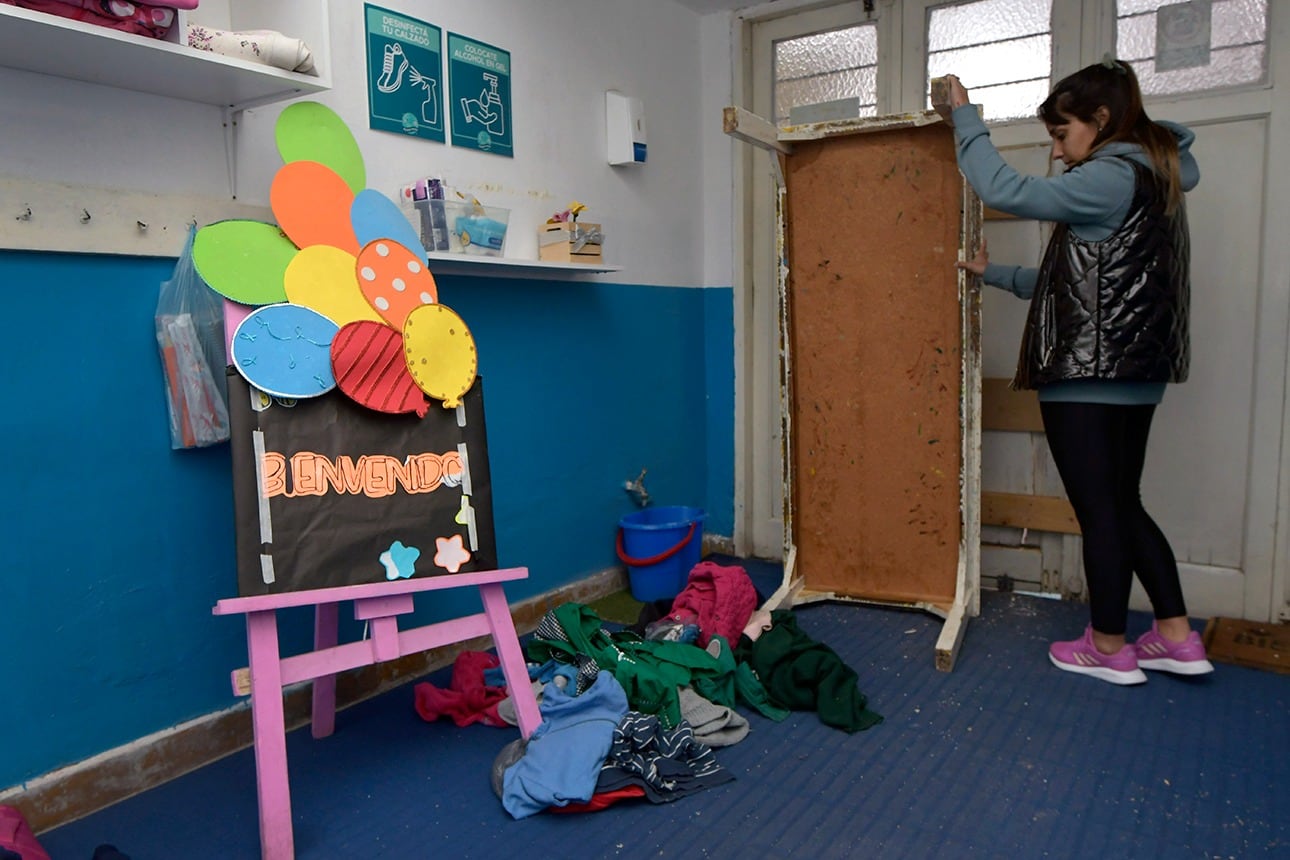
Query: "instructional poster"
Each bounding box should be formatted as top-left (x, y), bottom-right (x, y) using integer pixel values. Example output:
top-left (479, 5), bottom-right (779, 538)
top-left (365, 4), bottom-right (445, 142)
top-left (448, 32), bottom-right (513, 157)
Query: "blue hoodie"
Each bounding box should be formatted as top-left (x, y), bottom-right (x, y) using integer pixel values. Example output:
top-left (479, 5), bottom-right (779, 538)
top-left (951, 103), bottom-right (1201, 403)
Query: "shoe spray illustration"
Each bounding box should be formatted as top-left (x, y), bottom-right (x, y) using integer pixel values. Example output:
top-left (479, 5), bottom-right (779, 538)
top-left (376, 43), bottom-right (409, 93)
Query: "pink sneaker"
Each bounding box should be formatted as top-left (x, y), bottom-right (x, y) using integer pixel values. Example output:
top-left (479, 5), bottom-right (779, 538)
top-left (1134, 622), bottom-right (1215, 675)
top-left (1048, 626), bottom-right (1147, 685)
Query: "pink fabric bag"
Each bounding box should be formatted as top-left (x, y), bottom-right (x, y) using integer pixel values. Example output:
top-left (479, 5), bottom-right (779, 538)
top-left (0, 805), bottom-right (51, 860)
top-left (669, 561), bottom-right (759, 648)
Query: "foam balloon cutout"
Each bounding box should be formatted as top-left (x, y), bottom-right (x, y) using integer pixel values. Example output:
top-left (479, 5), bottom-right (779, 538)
top-left (275, 101), bottom-right (366, 194)
top-left (356, 239), bottom-right (437, 330)
top-left (285, 245), bottom-right (383, 326)
top-left (232, 303), bottom-right (340, 398)
top-left (270, 161), bottom-right (360, 255)
top-left (402, 304), bottom-right (478, 409)
top-left (331, 320), bottom-right (429, 417)
top-left (192, 220), bottom-right (295, 306)
top-left (351, 189), bottom-right (426, 259)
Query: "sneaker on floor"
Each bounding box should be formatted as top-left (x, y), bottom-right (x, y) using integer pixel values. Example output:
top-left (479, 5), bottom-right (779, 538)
top-left (1134, 622), bottom-right (1215, 675)
top-left (1048, 626), bottom-right (1147, 685)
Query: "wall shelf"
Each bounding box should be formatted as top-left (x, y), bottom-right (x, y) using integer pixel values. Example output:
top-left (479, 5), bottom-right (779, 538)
top-left (0, 4), bottom-right (329, 110)
top-left (425, 252), bottom-right (623, 277)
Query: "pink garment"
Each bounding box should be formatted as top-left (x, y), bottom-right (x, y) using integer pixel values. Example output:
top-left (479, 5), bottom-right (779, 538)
top-left (413, 651), bottom-right (508, 728)
top-left (668, 561), bottom-right (759, 648)
top-left (5, 0), bottom-right (176, 38)
top-left (0, 805), bottom-right (51, 860)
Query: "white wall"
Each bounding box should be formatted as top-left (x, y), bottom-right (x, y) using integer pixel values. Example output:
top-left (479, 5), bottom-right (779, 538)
top-left (0, 0), bottom-right (712, 288)
top-left (699, 11), bottom-right (736, 288)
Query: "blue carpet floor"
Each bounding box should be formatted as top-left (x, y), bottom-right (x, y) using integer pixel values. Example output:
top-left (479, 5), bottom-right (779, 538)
top-left (40, 557), bottom-right (1290, 859)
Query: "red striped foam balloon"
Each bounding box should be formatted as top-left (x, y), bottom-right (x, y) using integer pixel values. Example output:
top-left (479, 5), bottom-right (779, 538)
top-left (330, 320), bottom-right (429, 416)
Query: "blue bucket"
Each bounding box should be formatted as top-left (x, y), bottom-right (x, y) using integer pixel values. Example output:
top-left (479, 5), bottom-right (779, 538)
top-left (616, 506), bottom-right (706, 602)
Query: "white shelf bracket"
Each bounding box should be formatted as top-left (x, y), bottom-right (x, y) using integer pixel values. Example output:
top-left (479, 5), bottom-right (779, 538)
top-left (222, 105), bottom-right (240, 201)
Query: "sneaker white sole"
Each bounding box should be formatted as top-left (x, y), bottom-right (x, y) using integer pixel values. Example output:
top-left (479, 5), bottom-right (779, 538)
top-left (1049, 653), bottom-right (1148, 685)
top-left (1137, 657), bottom-right (1215, 675)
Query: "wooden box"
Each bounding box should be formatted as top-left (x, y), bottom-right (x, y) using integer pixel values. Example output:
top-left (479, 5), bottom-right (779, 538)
top-left (538, 221), bottom-right (603, 264)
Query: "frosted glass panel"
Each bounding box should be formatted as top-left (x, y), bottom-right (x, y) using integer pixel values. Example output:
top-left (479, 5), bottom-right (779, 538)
top-left (776, 68), bottom-right (878, 126)
top-left (958, 79), bottom-right (1051, 123)
top-left (773, 24), bottom-right (878, 127)
top-left (927, 35), bottom-right (1051, 89)
top-left (927, 0), bottom-right (1051, 51)
top-left (1128, 45), bottom-right (1265, 96)
top-left (926, 0), bottom-right (1052, 123)
top-left (776, 26), bottom-right (877, 79)
top-left (1116, 0), bottom-right (1267, 93)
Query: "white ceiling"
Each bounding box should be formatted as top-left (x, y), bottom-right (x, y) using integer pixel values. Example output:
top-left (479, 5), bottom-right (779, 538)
top-left (671, 0), bottom-right (768, 14)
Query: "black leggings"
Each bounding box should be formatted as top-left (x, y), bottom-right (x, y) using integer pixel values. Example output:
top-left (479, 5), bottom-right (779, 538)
top-left (1039, 401), bottom-right (1187, 635)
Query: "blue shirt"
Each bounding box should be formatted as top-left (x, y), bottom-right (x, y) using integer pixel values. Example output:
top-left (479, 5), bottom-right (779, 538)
top-left (951, 104), bottom-right (1200, 404)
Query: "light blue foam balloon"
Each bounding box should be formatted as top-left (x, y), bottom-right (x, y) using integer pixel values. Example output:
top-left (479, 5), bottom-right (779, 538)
top-left (231, 303), bottom-right (340, 398)
top-left (351, 189), bottom-right (426, 259)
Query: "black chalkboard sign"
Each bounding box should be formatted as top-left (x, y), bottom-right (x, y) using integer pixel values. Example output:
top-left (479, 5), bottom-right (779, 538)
top-left (228, 371), bottom-right (497, 596)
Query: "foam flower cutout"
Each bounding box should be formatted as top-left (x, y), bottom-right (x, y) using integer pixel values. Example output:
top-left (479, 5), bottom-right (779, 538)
top-left (433, 534), bottom-right (471, 574)
top-left (380, 540), bottom-right (421, 581)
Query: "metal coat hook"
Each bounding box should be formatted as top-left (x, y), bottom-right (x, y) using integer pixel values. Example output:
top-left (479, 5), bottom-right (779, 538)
top-left (80, 208), bottom-right (92, 223)
top-left (16, 206), bottom-right (32, 221)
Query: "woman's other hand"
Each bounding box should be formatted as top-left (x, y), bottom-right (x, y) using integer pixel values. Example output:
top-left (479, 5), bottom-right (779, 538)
top-left (956, 238), bottom-right (988, 276)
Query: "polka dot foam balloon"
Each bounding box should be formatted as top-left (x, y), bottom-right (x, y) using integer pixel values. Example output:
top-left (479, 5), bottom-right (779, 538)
top-left (356, 239), bottom-right (438, 330)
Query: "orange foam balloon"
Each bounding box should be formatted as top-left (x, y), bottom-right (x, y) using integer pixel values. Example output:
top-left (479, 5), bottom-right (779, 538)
top-left (270, 160), bottom-right (360, 254)
top-left (356, 239), bottom-right (438, 330)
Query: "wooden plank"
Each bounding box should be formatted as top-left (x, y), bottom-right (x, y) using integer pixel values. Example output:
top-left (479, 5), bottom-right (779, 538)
top-left (722, 106), bottom-right (793, 155)
top-left (982, 491), bottom-right (1080, 535)
top-left (981, 377), bottom-right (1044, 432)
top-left (935, 596), bottom-right (970, 671)
top-left (983, 206), bottom-right (1018, 221)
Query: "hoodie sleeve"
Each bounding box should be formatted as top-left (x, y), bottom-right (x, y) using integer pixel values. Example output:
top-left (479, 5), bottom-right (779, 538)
top-left (982, 263), bottom-right (1037, 300)
top-left (952, 104), bottom-right (1136, 227)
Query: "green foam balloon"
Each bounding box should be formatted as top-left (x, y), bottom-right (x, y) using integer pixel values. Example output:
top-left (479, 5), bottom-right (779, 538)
top-left (275, 101), bottom-right (366, 194)
top-left (192, 220), bottom-right (296, 306)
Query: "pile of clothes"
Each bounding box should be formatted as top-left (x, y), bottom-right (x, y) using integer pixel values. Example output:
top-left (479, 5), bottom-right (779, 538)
top-left (8, 0), bottom-right (318, 75)
top-left (413, 560), bottom-right (883, 819)
top-left (2, 0), bottom-right (198, 41)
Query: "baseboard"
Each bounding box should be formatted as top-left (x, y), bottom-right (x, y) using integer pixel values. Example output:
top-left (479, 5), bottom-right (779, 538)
top-left (3, 566), bottom-right (628, 835)
top-left (703, 533), bottom-right (736, 557)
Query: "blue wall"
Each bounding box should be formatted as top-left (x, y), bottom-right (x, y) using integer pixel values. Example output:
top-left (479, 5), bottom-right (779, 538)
top-left (0, 250), bottom-right (733, 788)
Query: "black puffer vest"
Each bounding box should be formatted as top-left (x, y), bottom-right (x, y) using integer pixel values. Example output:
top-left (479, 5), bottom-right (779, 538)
top-left (1014, 157), bottom-right (1190, 389)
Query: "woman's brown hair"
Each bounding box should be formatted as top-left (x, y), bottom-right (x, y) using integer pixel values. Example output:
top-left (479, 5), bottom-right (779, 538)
top-left (1038, 58), bottom-right (1183, 214)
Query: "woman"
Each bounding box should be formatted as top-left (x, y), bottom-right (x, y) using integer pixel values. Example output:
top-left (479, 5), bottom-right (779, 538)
top-left (944, 58), bottom-right (1213, 685)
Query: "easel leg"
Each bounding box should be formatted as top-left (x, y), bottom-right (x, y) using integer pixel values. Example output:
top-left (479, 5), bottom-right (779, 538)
top-left (245, 610), bottom-right (294, 860)
top-left (478, 583), bottom-right (541, 737)
top-left (311, 602), bottom-right (339, 739)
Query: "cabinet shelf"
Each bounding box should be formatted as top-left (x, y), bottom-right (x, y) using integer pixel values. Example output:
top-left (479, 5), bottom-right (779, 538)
top-left (425, 252), bottom-right (622, 277)
top-left (0, 4), bottom-right (329, 109)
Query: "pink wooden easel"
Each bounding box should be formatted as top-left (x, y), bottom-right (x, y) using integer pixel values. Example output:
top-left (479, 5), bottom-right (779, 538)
top-left (213, 568), bottom-right (542, 860)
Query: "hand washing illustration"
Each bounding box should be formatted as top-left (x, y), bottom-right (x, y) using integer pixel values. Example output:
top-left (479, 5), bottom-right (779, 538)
top-left (459, 72), bottom-right (505, 137)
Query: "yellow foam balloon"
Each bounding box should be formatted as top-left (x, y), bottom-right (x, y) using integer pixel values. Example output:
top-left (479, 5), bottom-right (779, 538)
top-left (402, 304), bottom-right (478, 409)
top-left (284, 245), bottom-right (383, 326)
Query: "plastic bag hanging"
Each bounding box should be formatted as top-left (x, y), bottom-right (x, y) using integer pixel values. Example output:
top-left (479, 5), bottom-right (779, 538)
top-left (155, 225), bottom-right (231, 448)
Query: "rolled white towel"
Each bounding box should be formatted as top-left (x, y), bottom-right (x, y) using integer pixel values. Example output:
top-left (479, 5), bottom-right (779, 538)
top-left (187, 24), bottom-right (317, 75)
